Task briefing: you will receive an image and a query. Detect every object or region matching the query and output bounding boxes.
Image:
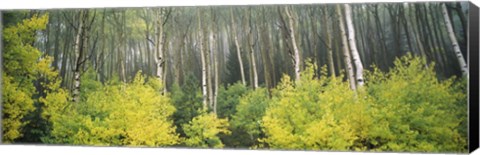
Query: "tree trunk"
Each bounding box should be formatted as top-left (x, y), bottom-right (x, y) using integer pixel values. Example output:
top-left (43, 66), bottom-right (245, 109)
top-left (453, 3), bottom-right (467, 44)
top-left (260, 7), bottom-right (273, 91)
top-left (284, 6), bottom-right (301, 82)
top-left (210, 8), bottom-right (218, 113)
top-left (155, 8), bottom-right (165, 88)
top-left (344, 4), bottom-right (364, 87)
top-left (409, 3), bottom-right (427, 58)
top-left (247, 9), bottom-right (259, 89)
top-left (72, 10), bottom-right (86, 103)
top-left (400, 5), bottom-right (414, 53)
top-left (337, 5), bottom-right (356, 90)
top-left (60, 22), bottom-right (72, 87)
top-left (197, 9), bottom-right (208, 110)
top-left (213, 36), bottom-right (219, 114)
top-left (373, 5), bottom-right (389, 69)
top-left (207, 31), bottom-right (213, 110)
top-left (442, 3), bottom-right (468, 77)
top-left (52, 13), bottom-right (61, 69)
top-left (230, 8), bottom-right (247, 86)
top-left (323, 7), bottom-right (335, 77)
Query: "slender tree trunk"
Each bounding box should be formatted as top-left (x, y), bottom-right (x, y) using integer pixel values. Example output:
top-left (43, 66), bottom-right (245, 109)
top-left (121, 11), bottom-right (127, 83)
top-left (72, 10), bottom-right (86, 103)
top-left (356, 6), bottom-right (369, 67)
top-left (409, 4), bottom-right (427, 58)
top-left (337, 5), bottom-right (356, 90)
top-left (453, 3), bottom-right (467, 44)
top-left (334, 20), bottom-right (344, 76)
top-left (365, 7), bottom-right (378, 70)
top-left (284, 6), bottom-right (301, 82)
top-left (213, 36), bottom-right (219, 114)
top-left (373, 5), bottom-right (389, 69)
top-left (308, 7), bottom-right (318, 77)
top-left (210, 8), bottom-right (219, 113)
top-left (197, 9), bottom-right (208, 110)
top-left (323, 7), bottom-right (335, 77)
top-left (249, 41), bottom-right (258, 89)
top-left (60, 23), bottom-right (72, 87)
top-left (247, 9), bottom-right (259, 89)
top-left (260, 7), bottom-right (273, 91)
top-left (429, 4), bottom-right (446, 72)
top-left (52, 13), bottom-right (61, 69)
top-left (434, 4), bottom-right (451, 74)
top-left (206, 31), bottom-right (213, 110)
top-left (154, 8), bottom-right (165, 88)
top-left (400, 5), bottom-right (414, 53)
top-left (344, 4), bottom-right (364, 87)
top-left (442, 3), bottom-right (468, 77)
top-left (230, 8), bottom-right (246, 85)
top-left (98, 9), bottom-right (106, 82)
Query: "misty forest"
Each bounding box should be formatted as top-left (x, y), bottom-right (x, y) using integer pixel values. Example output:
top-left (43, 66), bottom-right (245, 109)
top-left (1, 2), bottom-right (469, 153)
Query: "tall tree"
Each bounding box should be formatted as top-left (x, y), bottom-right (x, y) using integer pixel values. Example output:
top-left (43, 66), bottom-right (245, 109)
top-left (247, 8), bottom-right (259, 89)
top-left (323, 6), bottom-right (336, 77)
top-left (154, 8), bottom-right (166, 92)
top-left (337, 5), bottom-right (356, 90)
top-left (197, 8), bottom-right (208, 109)
top-left (284, 6), bottom-right (301, 82)
top-left (344, 4), bottom-right (365, 87)
top-left (72, 10), bottom-right (94, 102)
top-left (230, 8), bottom-right (247, 86)
top-left (441, 3), bottom-right (468, 77)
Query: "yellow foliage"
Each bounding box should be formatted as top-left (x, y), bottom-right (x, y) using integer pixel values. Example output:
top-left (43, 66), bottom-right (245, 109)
top-left (183, 112), bottom-right (231, 148)
top-left (2, 13), bottom-right (50, 142)
top-left (260, 56), bottom-right (467, 153)
top-left (45, 72), bottom-right (179, 147)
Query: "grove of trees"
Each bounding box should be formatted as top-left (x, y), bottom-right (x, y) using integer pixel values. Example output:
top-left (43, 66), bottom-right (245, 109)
top-left (2, 2), bottom-right (469, 153)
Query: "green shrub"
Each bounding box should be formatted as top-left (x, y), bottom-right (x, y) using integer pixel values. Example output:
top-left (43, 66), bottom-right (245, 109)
top-left (44, 72), bottom-right (179, 146)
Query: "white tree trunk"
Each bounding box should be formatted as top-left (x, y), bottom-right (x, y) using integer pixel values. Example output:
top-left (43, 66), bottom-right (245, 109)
top-left (250, 46), bottom-right (258, 89)
top-left (337, 5), bottom-right (357, 90)
top-left (285, 6), bottom-right (301, 82)
top-left (72, 10), bottom-right (85, 103)
top-left (207, 32), bottom-right (214, 110)
top-left (344, 4), bottom-right (365, 86)
top-left (155, 9), bottom-right (165, 85)
top-left (213, 39), bottom-right (219, 114)
top-left (230, 8), bottom-right (247, 85)
top-left (197, 11), bottom-right (208, 110)
top-left (442, 3), bottom-right (468, 77)
top-left (247, 9), bottom-right (259, 89)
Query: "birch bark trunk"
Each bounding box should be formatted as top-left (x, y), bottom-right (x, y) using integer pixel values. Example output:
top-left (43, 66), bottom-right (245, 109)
top-left (284, 6), bottom-right (301, 82)
top-left (344, 4), bottom-right (365, 86)
top-left (337, 5), bottom-right (356, 90)
top-left (230, 8), bottom-right (247, 85)
top-left (442, 3), bottom-right (468, 77)
top-left (72, 10), bottom-right (85, 103)
top-left (197, 9), bottom-right (208, 109)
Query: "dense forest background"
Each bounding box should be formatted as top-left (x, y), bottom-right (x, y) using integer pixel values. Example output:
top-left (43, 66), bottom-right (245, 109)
top-left (1, 2), bottom-right (469, 153)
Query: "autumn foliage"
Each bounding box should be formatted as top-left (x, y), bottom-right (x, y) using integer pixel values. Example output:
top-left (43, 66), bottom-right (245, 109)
top-left (2, 12), bottom-right (467, 153)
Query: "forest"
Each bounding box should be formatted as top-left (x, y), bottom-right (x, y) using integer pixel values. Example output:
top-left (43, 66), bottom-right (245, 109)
top-left (1, 2), bottom-right (469, 153)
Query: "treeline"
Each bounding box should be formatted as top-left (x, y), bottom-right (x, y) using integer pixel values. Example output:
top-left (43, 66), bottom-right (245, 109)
top-left (1, 2), bottom-right (468, 153)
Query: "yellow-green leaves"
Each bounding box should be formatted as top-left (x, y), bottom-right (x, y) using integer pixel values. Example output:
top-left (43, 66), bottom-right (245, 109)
top-left (366, 54), bottom-right (467, 152)
top-left (2, 75), bottom-right (35, 142)
top-left (260, 55), bottom-right (467, 152)
top-left (45, 72), bottom-right (179, 147)
top-left (2, 14), bottom-right (51, 143)
top-left (183, 112), bottom-right (231, 148)
top-left (261, 63), bottom-right (362, 150)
